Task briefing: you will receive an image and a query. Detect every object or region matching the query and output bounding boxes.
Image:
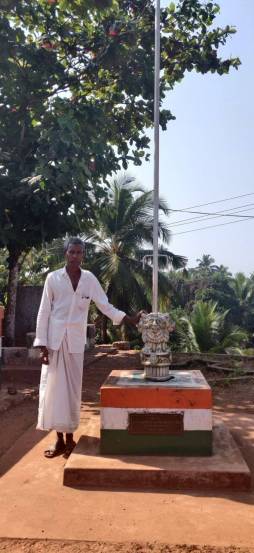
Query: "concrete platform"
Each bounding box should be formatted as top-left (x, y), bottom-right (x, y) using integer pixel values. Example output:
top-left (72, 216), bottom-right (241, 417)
top-left (63, 420), bottom-right (251, 492)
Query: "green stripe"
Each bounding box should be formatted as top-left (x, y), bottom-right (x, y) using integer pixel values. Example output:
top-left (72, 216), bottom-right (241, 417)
top-left (100, 430), bottom-right (212, 456)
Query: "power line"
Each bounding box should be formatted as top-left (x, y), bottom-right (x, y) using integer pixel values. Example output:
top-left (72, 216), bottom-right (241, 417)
top-left (170, 192), bottom-right (254, 212)
top-left (169, 203), bottom-right (254, 227)
top-left (172, 215), bottom-right (254, 236)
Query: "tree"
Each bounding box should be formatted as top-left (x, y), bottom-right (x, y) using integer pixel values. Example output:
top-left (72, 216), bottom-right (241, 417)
top-left (166, 257), bottom-right (227, 312)
top-left (189, 300), bottom-right (228, 351)
top-left (169, 259), bottom-right (254, 347)
top-left (0, 0), bottom-right (240, 343)
top-left (196, 254), bottom-right (219, 274)
top-left (229, 273), bottom-right (254, 332)
top-left (0, 249), bottom-right (8, 305)
top-left (194, 267), bottom-right (237, 313)
top-left (166, 269), bottom-right (194, 309)
top-left (172, 300), bottom-right (248, 353)
top-left (83, 175), bottom-right (186, 341)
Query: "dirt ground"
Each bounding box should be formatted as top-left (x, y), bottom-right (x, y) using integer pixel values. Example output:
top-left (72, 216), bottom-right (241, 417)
top-left (0, 541), bottom-right (253, 553)
top-left (0, 349), bottom-right (254, 553)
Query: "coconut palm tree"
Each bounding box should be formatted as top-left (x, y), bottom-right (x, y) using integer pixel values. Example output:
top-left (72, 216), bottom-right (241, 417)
top-left (229, 272), bottom-right (254, 330)
top-left (230, 273), bottom-right (254, 306)
top-left (83, 175), bottom-right (187, 341)
top-left (172, 300), bottom-right (248, 353)
top-left (195, 254), bottom-right (219, 277)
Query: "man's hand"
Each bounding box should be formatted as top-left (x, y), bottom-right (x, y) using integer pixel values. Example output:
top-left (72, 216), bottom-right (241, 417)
top-left (122, 311), bottom-right (146, 327)
top-left (40, 346), bottom-right (49, 365)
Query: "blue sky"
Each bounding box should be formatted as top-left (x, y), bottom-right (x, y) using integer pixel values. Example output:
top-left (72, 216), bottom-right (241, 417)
top-left (129, 0), bottom-right (254, 275)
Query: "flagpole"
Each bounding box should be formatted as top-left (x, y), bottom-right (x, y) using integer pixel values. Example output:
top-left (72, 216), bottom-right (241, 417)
top-left (152, 0), bottom-right (160, 313)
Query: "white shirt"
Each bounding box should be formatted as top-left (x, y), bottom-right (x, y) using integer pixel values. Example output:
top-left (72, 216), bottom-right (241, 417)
top-left (34, 267), bottom-right (126, 353)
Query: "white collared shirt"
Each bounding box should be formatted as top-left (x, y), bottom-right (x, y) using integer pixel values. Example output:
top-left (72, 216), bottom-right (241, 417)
top-left (33, 267), bottom-right (126, 353)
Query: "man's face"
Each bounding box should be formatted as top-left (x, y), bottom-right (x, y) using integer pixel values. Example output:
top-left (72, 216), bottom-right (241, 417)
top-left (65, 244), bottom-right (84, 268)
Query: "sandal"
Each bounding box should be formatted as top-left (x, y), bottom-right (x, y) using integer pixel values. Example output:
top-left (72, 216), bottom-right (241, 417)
top-left (44, 440), bottom-right (65, 458)
top-left (63, 440), bottom-right (76, 459)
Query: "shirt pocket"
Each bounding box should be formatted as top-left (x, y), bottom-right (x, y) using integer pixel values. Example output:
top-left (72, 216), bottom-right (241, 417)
top-left (77, 295), bottom-right (90, 310)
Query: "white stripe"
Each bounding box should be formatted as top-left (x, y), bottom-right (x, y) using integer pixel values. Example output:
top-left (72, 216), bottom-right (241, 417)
top-left (101, 407), bottom-right (212, 431)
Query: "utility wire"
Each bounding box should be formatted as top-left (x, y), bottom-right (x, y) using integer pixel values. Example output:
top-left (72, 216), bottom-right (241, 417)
top-left (169, 203), bottom-right (254, 227)
top-left (170, 192), bottom-right (254, 212)
top-left (172, 215), bottom-right (254, 236)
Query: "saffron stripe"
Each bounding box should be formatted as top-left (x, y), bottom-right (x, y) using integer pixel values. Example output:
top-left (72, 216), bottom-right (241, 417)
top-left (101, 370), bottom-right (212, 409)
top-left (101, 388), bottom-right (212, 409)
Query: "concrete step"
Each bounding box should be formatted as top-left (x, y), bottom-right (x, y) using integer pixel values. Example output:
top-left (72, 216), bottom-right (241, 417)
top-left (63, 421), bottom-right (251, 492)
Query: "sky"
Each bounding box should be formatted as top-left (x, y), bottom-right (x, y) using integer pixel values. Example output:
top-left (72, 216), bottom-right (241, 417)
top-left (128, 0), bottom-right (254, 275)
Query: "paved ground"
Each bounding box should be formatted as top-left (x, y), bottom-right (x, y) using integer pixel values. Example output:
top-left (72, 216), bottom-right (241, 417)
top-left (0, 349), bottom-right (254, 552)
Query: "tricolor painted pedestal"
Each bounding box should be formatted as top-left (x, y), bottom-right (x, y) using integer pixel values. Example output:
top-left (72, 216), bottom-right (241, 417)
top-left (100, 369), bottom-right (212, 456)
top-left (63, 368), bottom-right (251, 491)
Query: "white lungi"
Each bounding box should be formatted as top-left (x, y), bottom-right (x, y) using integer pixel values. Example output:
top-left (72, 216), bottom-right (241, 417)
top-left (37, 334), bottom-right (83, 433)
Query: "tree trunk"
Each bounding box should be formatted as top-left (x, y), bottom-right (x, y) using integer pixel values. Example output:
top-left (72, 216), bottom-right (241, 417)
top-left (102, 315), bottom-right (108, 343)
top-left (120, 323), bottom-right (128, 341)
top-left (4, 250), bottom-right (21, 346)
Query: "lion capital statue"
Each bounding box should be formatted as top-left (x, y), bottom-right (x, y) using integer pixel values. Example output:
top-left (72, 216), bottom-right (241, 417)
top-left (137, 312), bottom-right (175, 354)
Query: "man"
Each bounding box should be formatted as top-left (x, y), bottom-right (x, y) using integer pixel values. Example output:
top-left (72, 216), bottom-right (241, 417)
top-left (34, 236), bottom-right (142, 458)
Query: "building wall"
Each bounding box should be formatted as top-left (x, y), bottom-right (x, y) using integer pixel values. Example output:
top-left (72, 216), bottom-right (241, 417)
top-left (15, 285), bottom-right (43, 346)
top-left (14, 285), bottom-right (96, 348)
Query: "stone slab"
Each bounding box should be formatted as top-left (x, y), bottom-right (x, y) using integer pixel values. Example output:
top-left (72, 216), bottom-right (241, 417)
top-left (63, 421), bottom-right (251, 491)
top-left (112, 341), bottom-right (130, 350)
top-left (2, 347), bottom-right (28, 366)
top-left (101, 369), bottom-right (212, 409)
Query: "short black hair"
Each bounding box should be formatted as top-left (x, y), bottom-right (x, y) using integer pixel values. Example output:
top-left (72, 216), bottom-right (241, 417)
top-left (63, 236), bottom-right (85, 253)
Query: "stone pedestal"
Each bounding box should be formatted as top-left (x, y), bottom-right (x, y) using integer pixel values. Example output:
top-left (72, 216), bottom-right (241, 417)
top-left (100, 369), bottom-right (212, 456)
top-left (63, 342), bottom-right (251, 492)
top-left (64, 368), bottom-right (251, 491)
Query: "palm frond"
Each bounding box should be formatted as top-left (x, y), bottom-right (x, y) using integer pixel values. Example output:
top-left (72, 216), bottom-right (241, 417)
top-left (81, 175), bottom-right (187, 326)
top-left (174, 316), bottom-right (200, 353)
